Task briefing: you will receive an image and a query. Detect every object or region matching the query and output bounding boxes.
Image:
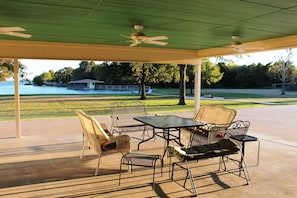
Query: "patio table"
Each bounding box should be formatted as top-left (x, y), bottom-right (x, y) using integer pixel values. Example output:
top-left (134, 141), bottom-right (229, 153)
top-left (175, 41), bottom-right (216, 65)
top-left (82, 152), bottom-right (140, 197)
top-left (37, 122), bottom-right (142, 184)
top-left (134, 115), bottom-right (204, 156)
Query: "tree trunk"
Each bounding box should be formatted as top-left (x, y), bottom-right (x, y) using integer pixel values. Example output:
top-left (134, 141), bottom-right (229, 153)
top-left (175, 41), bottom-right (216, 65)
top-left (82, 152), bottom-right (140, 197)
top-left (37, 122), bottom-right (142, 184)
top-left (189, 76), bottom-right (194, 96)
top-left (140, 83), bottom-right (146, 100)
top-left (278, 49), bottom-right (292, 95)
top-left (178, 64), bottom-right (186, 105)
top-left (281, 82), bottom-right (285, 95)
top-left (140, 73), bottom-right (146, 100)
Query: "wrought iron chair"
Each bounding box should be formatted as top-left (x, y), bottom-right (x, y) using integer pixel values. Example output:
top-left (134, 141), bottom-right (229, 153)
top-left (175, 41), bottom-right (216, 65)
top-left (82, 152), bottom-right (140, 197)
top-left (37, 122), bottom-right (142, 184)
top-left (188, 105), bottom-right (237, 145)
top-left (225, 120), bottom-right (260, 174)
top-left (168, 120), bottom-right (250, 196)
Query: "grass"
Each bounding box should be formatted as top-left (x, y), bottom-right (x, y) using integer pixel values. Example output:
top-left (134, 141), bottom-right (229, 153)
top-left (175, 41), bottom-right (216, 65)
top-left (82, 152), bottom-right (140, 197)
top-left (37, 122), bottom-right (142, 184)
top-left (0, 88), bottom-right (297, 121)
top-left (153, 88), bottom-right (297, 98)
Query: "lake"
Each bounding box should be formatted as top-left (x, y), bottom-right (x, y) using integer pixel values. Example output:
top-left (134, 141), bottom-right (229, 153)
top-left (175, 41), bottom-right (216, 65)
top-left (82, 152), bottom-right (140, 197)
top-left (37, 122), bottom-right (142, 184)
top-left (0, 81), bottom-right (136, 95)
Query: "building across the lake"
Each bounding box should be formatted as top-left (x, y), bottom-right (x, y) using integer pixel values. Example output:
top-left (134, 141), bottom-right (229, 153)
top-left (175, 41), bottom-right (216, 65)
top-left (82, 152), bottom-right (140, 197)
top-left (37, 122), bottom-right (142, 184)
top-left (67, 79), bottom-right (152, 93)
top-left (67, 79), bottom-right (104, 90)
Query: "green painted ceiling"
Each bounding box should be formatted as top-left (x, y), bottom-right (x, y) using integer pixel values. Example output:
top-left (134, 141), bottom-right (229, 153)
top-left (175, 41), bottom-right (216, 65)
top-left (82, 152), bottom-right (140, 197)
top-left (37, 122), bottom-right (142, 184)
top-left (1, 0), bottom-right (297, 50)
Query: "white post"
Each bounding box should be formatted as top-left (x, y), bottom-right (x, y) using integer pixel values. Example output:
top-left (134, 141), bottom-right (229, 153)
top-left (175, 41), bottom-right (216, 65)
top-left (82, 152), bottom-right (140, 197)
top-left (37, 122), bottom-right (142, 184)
top-left (14, 59), bottom-right (21, 138)
top-left (194, 58), bottom-right (202, 115)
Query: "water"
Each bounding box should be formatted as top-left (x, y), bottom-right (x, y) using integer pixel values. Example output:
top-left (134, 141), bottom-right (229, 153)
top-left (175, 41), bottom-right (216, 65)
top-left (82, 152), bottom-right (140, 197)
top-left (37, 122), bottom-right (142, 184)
top-left (0, 81), bottom-right (136, 95)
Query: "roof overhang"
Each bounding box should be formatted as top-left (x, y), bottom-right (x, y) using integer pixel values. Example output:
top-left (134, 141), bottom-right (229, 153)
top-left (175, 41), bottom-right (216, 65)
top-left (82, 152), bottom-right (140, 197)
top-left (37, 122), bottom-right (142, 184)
top-left (2, 34), bottom-right (297, 65)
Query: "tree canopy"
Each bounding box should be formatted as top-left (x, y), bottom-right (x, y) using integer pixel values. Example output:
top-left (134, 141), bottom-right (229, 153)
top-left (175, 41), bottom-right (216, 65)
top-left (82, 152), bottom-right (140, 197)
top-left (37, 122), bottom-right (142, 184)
top-left (0, 58), bottom-right (27, 81)
top-left (29, 58), bottom-right (297, 92)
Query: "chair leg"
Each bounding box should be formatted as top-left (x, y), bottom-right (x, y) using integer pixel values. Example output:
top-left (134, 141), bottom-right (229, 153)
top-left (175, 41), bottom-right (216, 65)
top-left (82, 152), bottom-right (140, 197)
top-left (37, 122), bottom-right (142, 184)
top-left (171, 161), bottom-right (198, 196)
top-left (256, 140), bottom-right (260, 166)
top-left (80, 134), bottom-right (90, 159)
top-left (80, 144), bottom-right (91, 159)
top-left (80, 133), bottom-right (86, 159)
top-left (95, 155), bottom-right (102, 176)
top-left (119, 156), bottom-right (124, 185)
top-left (184, 161), bottom-right (198, 196)
top-left (219, 156), bottom-right (227, 171)
top-left (239, 158), bottom-right (250, 184)
top-left (80, 147), bottom-right (85, 159)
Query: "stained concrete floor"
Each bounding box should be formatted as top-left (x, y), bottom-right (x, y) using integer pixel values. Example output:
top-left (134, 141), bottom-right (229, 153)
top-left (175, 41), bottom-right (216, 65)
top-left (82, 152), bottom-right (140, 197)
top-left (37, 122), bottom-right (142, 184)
top-left (0, 105), bottom-right (296, 197)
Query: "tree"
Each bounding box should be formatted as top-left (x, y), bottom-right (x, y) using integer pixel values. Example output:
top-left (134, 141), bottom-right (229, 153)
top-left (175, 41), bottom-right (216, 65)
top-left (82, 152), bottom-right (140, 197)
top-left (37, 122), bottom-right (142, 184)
top-left (41, 70), bottom-right (55, 82)
top-left (216, 62), bottom-right (233, 88)
top-left (0, 58), bottom-right (28, 81)
top-left (32, 70), bottom-right (55, 86)
top-left (178, 64), bottom-right (187, 105)
top-left (32, 75), bottom-right (44, 86)
top-left (54, 67), bottom-right (73, 84)
top-left (201, 59), bottom-right (223, 87)
top-left (132, 63), bottom-right (156, 100)
top-left (72, 61), bottom-right (96, 80)
top-left (94, 62), bottom-right (133, 84)
top-left (186, 64), bottom-right (195, 95)
top-left (0, 64), bottom-right (12, 81)
top-left (132, 63), bottom-right (175, 100)
top-left (273, 49), bottom-right (294, 95)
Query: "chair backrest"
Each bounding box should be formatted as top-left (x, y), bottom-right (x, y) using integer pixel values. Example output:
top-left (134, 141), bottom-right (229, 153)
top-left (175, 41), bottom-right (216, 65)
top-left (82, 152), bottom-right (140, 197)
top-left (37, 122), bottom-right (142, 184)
top-left (190, 120), bottom-right (250, 147)
top-left (110, 101), bottom-right (147, 130)
top-left (76, 110), bottom-right (110, 143)
top-left (78, 112), bottom-right (102, 154)
top-left (194, 105), bottom-right (237, 128)
top-left (76, 110), bottom-right (87, 135)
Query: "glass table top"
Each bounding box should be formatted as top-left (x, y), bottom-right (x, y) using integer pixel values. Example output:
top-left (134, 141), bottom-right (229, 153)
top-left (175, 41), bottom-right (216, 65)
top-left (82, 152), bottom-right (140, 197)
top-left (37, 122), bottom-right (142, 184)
top-left (134, 115), bottom-right (204, 129)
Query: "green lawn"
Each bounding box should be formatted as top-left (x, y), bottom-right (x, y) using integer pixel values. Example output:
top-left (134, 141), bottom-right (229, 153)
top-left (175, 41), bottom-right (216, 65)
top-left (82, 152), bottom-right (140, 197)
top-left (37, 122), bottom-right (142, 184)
top-left (1, 88), bottom-right (297, 121)
top-left (153, 88), bottom-right (297, 98)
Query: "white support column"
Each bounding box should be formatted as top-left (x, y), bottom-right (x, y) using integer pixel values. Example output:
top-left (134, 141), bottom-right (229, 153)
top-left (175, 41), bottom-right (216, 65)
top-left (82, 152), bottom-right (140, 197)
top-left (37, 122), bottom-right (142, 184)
top-left (194, 58), bottom-right (202, 115)
top-left (14, 59), bottom-right (21, 138)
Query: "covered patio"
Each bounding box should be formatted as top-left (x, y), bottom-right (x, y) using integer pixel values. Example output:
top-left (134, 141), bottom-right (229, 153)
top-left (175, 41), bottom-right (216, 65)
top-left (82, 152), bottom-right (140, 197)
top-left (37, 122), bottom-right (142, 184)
top-left (1, 106), bottom-right (296, 197)
top-left (1, 0), bottom-right (297, 137)
top-left (1, 1), bottom-right (297, 197)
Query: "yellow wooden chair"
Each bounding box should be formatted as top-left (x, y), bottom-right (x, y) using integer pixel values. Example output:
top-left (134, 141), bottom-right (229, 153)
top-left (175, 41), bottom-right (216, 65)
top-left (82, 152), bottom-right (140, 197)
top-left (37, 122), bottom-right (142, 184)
top-left (76, 110), bottom-right (130, 176)
top-left (77, 110), bottom-right (111, 159)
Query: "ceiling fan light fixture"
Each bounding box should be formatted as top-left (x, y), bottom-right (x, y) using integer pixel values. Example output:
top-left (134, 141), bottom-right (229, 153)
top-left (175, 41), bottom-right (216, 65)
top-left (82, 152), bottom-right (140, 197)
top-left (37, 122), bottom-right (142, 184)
top-left (231, 35), bottom-right (241, 45)
top-left (134, 24), bottom-right (143, 31)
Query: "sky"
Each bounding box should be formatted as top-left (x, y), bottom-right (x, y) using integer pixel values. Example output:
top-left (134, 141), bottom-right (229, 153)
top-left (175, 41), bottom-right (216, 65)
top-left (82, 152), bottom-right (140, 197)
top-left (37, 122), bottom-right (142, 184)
top-left (19, 48), bottom-right (297, 80)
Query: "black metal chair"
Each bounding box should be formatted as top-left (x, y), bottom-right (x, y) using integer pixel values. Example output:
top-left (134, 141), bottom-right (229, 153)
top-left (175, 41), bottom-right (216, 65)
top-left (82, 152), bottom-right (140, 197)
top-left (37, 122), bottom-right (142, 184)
top-left (167, 120), bottom-right (251, 196)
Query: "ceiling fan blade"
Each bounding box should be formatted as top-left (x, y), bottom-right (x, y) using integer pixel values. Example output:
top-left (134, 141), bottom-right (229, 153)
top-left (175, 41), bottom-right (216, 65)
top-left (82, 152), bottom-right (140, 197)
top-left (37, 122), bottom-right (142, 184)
top-left (145, 36), bottom-right (168, 41)
top-left (129, 42), bottom-right (139, 47)
top-left (1, 31), bottom-right (32, 38)
top-left (120, 34), bottom-right (131, 39)
top-left (0, 26), bottom-right (25, 32)
top-left (143, 40), bottom-right (168, 46)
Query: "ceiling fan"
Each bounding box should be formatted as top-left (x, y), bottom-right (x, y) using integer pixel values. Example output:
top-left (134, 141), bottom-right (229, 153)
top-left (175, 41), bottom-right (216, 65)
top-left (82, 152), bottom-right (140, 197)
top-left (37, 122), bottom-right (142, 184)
top-left (122, 24), bottom-right (168, 47)
top-left (226, 35), bottom-right (263, 53)
top-left (0, 26), bottom-right (32, 38)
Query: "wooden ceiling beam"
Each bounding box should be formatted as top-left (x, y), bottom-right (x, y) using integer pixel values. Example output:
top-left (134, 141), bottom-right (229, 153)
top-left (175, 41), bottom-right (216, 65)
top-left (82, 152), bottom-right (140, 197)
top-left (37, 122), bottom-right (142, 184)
top-left (0, 40), bottom-right (200, 64)
top-left (1, 34), bottom-right (297, 63)
top-left (197, 35), bottom-right (297, 58)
